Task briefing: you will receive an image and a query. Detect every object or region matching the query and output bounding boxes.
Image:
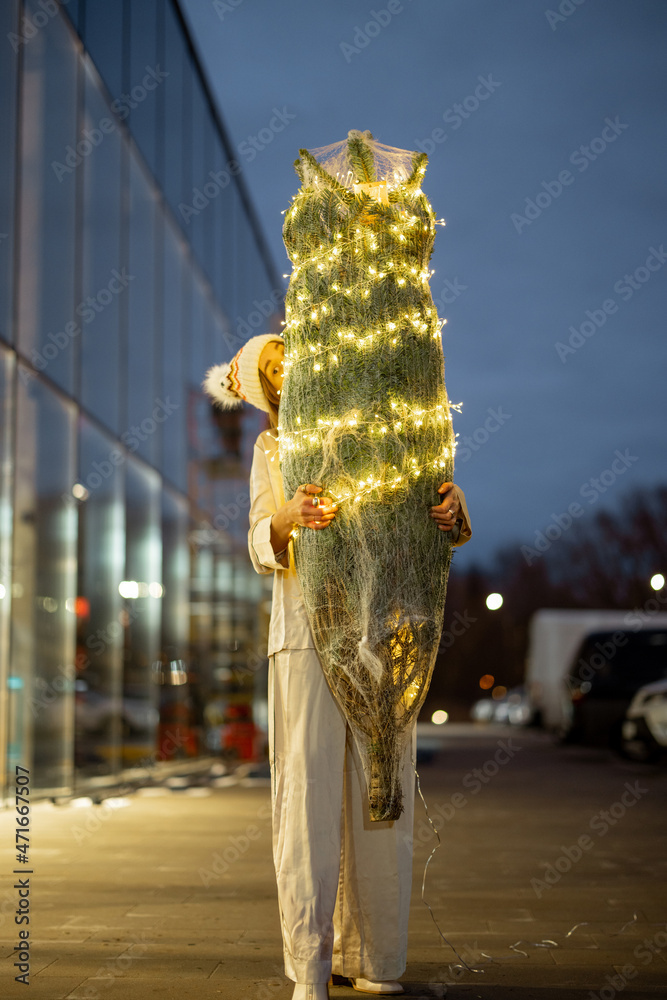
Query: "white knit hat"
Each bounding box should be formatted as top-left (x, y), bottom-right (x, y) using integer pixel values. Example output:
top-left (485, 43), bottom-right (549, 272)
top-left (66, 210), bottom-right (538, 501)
top-left (202, 333), bottom-right (284, 414)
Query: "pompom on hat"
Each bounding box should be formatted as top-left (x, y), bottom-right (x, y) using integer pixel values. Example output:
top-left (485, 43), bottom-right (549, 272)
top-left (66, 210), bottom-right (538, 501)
top-left (202, 333), bottom-right (284, 414)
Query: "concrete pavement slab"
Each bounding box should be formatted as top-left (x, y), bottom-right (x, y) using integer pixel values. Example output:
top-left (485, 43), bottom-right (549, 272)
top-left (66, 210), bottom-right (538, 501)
top-left (1, 726), bottom-right (666, 998)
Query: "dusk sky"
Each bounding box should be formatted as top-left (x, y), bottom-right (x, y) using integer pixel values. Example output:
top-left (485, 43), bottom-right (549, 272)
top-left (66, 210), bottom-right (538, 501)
top-left (181, 0), bottom-right (666, 568)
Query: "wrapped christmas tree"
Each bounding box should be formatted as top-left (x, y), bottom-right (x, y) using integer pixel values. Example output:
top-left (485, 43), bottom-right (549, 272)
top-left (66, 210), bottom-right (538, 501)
top-left (280, 130), bottom-right (456, 821)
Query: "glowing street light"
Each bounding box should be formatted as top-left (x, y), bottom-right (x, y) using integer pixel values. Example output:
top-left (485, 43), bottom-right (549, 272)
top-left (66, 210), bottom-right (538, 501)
top-left (486, 592), bottom-right (503, 610)
top-left (650, 574), bottom-right (665, 591)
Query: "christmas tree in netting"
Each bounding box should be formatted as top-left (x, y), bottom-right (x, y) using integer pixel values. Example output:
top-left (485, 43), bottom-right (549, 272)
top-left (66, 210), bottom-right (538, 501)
top-left (280, 130), bottom-right (457, 821)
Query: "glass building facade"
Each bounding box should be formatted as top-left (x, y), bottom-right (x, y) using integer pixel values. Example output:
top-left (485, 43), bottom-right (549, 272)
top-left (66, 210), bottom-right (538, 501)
top-left (0, 0), bottom-right (283, 799)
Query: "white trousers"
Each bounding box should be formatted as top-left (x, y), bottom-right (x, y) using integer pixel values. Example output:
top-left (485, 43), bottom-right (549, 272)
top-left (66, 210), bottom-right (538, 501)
top-left (268, 648), bottom-right (417, 985)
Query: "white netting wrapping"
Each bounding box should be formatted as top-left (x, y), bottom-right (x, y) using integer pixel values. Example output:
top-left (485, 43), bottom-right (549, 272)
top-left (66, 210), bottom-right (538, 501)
top-left (301, 129), bottom-right (418, 202)
top-left (280, 130), bottom-right (455, 821)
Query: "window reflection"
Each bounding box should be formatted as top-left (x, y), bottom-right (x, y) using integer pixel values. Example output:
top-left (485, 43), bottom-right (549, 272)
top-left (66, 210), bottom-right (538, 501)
top-left (17, 0), bottom-right (77, 392)
top-left (123, 458), bottom-right (161, 767)
top-left (211, 135), bottom-right (235, 314)
top-left (74, 415), bottom-right (124, 779)
top-left (11, 371), bottom-right (77, 790)
top-left (161, 2), bottom-right (187, 219)
top-left (2, 0), bottom-right (281, 797)
top-left (126, 152), bottom-right (158, 465)
top-left (159, 488), bottom-right (197, 760)
top-left (127, 0), bottom-right (159, 173)
top-left (81, 0), bottom-right (124, 98)
top-left (80, 62), bottom-right (123, 433)
top-left (0, 348), bottom-right (15, 790)
top-left (162, 217), bottom-right (187, 493)
top-left (0, 1), bottom-right (18, 343)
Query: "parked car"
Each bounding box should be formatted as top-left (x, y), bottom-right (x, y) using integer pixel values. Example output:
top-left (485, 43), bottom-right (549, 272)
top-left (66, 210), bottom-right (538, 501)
top-left (525, 609), bottom-right (667, 733)
top-left (619, 678), bottom-right (667, 763)
top-left (562, 628), bottom-right (667, 747)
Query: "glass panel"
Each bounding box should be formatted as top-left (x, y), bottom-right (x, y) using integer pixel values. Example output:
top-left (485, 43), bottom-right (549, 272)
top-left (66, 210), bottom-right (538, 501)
top-left (187, 271), bottom-right (213, 512)
top-left (126, 151), bottom-right (158, 465)
top-left (80, 59), bottom-right (123, 434)
top-left (161, 217), bottom-right (187, 492)
top-left (159, 488), bottom-right (197, 760)
top-left (161, 2), bottom-right (187, 220)
top-left (200, 109), bottom-right (215, 293)
top-left (127, 0), bottom-right (159, 174)
top-left (0, 348), bottom-right (15, 797)
top-left (10, 370), bottom-right (77, 791)
top-left (219, 551), bottom-right (264, 764)
top-left (81, 0), bottom-right (124, 98)
top-left (212, 309), bottom-right (233, 372)
top-left (17, 0), bottom-right (78, 392)
top-left (122, 457), bottom-right (161, 767)
top-left (211, 134), bottom-right (235, 322)
top-left (0, 0), bottom-right (19, 343)
top-left (226, 183), bottom-right (240, 334)
top-left (74, 415), bottom-right (124, 781)
top-left (235, 200), bottom-right (254, 332)
top-left (238, 218), bottom-right (283, 345)
top-left (189, 540), bottom-right (213, 753)
top-left (189, 77), bottom-right (208, 265)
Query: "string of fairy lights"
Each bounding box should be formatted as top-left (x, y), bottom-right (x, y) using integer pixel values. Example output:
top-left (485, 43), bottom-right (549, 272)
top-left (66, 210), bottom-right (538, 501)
top-left (266, 429), bottom-right (458, 512)
top-left (279, 159), bottom-right (459, 511)
top-left (278, 399), bottom-right (462, 443)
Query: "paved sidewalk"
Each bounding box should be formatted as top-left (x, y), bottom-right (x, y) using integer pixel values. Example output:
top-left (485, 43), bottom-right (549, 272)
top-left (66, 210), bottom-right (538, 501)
top-left (1, 725), bottom-right (666, 999)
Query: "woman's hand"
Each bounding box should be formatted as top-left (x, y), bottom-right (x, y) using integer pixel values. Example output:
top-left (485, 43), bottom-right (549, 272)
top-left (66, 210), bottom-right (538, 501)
top-left (270, 484), bottom-right (338, 556)
top-left (286, 484), bottom-right (338, 530)
top-left (430, 482), bottom-right (463, 532)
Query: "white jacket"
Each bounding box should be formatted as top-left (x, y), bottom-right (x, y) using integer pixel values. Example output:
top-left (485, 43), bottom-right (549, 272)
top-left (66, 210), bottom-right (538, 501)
top-left (248, 429), bottom-right (472, 656)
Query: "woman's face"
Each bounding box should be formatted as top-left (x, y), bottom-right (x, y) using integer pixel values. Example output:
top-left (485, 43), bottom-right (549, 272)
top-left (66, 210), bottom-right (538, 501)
top-left (259, 340), bottom-right (285, 396)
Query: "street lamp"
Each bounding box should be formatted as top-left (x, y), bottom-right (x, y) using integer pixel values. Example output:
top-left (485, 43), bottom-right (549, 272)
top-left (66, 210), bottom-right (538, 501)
top-left (486, 592), bottom-right (503, 610)
top-left (431, 710), bottom-right (449, 725)
top-left (650, 574), bottom-right (665, 591)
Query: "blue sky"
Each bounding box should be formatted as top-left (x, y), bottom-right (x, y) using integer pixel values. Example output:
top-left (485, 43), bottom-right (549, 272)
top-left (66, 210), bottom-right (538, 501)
top-left (180, 0), bottom-right (667, 569)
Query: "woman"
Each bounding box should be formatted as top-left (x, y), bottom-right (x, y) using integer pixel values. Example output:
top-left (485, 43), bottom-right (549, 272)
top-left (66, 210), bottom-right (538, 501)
top-left (204, 333), bottom-right (471, 999)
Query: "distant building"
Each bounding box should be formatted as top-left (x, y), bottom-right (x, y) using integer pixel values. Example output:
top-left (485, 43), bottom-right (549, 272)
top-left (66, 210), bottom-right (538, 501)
top-left (0, 0), bottom-right (283, 798)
